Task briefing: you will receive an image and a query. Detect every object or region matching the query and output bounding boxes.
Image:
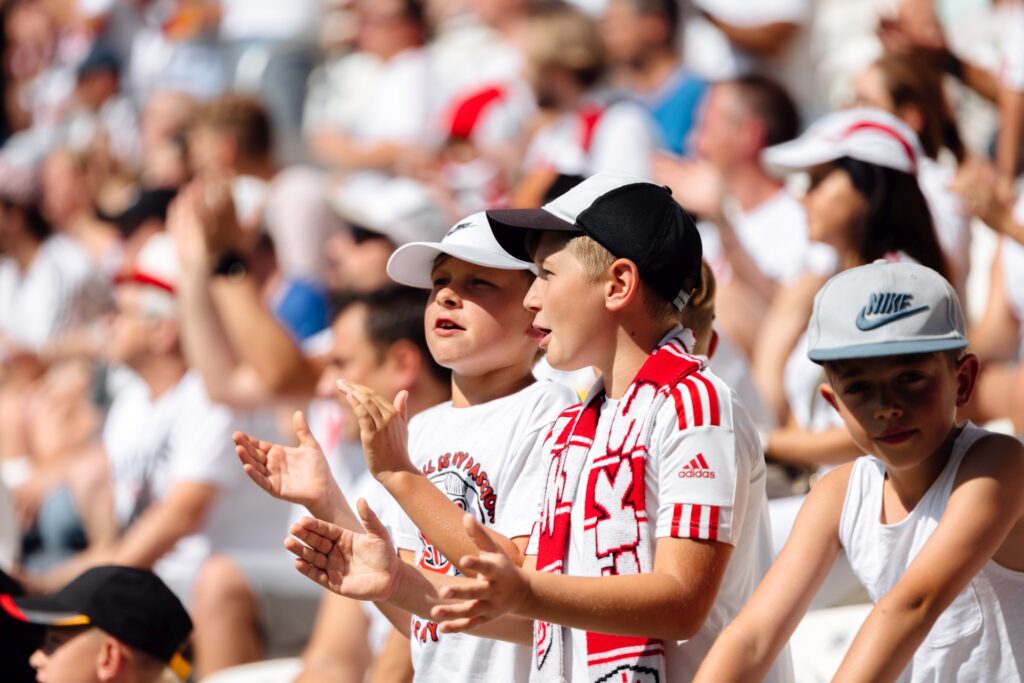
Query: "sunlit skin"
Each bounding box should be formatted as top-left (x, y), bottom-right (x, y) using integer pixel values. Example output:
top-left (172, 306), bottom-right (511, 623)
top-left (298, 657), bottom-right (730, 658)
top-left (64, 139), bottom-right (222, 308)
top-left (29, 627), bottom-right (101, 683)
top-left (803, 166), bottom-right (868, 250)
top-left (317, 303), bottom-right (397, 440)
top-left (525, 237), bottom-right (612, 372)
top-left (426, 257), bottom-right (539, 405)
top-left (820, 352), bottom-right (979, 514)
top-left (852, 65), bottom-right (895, 112)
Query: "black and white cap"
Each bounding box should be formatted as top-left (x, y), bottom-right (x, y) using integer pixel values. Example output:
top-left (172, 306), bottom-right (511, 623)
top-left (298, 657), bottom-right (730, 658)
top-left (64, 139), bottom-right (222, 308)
top-left (486, 171), bottom-right (702, 310)
top-left (807, 261), bottom-right (968, 363)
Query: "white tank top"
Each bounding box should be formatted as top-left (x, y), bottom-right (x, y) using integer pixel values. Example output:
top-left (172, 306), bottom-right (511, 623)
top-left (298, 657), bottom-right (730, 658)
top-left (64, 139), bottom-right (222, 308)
top-left (839, 423), bottom-right (1024, 682)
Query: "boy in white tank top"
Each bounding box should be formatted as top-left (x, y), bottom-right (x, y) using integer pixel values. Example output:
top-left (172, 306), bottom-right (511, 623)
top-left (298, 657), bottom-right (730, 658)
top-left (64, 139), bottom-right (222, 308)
top-left (695, 261), bottom-right (1024, 682)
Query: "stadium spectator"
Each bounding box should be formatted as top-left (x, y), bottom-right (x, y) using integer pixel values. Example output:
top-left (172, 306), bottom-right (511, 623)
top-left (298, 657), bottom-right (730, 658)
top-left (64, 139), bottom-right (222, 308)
top-left (601, 0), bottom-right (707, 156)
top-left (2, 565), bottom-right (193, 683)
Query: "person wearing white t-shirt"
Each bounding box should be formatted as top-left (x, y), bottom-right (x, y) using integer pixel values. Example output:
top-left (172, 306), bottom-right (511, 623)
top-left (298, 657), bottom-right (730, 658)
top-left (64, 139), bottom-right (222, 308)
top-left (21, 232), bottom-right (291, 600)
top-left (233, 213), bottom-right (574, 681)
top-left (190, 286), bottom-right (451, 681)
top-left (515, 4), bottom-right (657, 206)
top-left (655, 75), bottom-right (835, 358)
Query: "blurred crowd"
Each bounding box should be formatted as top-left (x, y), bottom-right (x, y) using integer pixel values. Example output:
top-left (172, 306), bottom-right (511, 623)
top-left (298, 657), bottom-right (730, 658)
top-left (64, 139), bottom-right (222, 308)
top-left (1, 0), bottom-right (1024, 681)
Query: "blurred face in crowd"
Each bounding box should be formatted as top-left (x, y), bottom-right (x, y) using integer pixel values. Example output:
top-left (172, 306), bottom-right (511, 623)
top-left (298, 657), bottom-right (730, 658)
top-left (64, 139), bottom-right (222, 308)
top-left (694, 84), bottom-right (759, 172)
top-left (76, 69), bottom-right (119, 111)
top-left (318, 303), bottom-right (405, 439)
top-left (425, 257), bottom-right (538, 377)
top-left (324, 228), bottom-right (395, 293)
top-left (601, 0), bottom-right (669, 68)
top-left (42, 149), bottom-right (91, 226)
top-left (187, 124), bottom-right (235, 176)
top-left (802, 165), bottom-right (867, 250)
top-left (30, 626), bottom-right (103, 683)
top-left (105, 285), bottom-right (179, 368)
top-left (466, 0), bottom-right (527, 28)
top-left (356, 0), bottom-right (423, 59)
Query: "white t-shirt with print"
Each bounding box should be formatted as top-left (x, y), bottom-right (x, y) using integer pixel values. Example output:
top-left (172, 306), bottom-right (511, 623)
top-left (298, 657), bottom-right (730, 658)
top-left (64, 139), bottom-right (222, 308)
top-left (531, 368), bottom-right (791, 683)
top-left (393, 380), bottom-right (576, 683)
top-left (103, 370), bottom-right (291, 591)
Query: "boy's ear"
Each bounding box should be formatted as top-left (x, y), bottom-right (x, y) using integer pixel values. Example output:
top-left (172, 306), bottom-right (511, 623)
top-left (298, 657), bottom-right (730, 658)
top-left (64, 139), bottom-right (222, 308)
top-left (95, 636), bottom-right (123, 681)
top-left (955, 353), bottom-right (980, 408)
top-left (819, 382), bottom-right (840, 413)
top-left (604, 258), bottom-right (642, 312)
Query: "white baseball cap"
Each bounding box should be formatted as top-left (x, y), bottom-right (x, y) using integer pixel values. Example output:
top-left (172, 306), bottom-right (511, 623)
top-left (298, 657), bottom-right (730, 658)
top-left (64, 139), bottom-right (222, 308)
top-left (807, 261), bottom-right (967, 363)
top-left (762, 108), bottom-right (922, 175)
top-left (386, 211), bottom-right (536, 289)
top-left (331, 175), bottom-right (447, 247)
top-left (116, 232), bottom-right (180, 294)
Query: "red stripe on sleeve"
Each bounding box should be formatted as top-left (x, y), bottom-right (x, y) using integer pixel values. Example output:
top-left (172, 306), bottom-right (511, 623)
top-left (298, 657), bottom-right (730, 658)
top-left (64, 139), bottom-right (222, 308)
top-left (708, 506), bottom-right (719, 541)
top-left (692, 373), bottom-right (720, 426)
top-left (684, 378), bottom-right (704, 427)
top-left (670, 504), bottom-right (682, 537)
top-left (689, 504), bottom-right (703, 538)
top-left (671, 386), bottom-right (688, 429)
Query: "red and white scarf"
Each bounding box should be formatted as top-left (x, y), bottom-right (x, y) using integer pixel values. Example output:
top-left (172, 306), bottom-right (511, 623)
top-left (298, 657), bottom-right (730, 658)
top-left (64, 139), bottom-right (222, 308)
top-left (532, 331), bottom-right (703, 683)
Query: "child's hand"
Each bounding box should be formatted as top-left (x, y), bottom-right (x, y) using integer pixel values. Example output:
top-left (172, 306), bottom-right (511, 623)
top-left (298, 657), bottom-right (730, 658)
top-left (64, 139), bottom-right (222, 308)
top-left (233, 410), bottom-right (342, 519)
top-left (337, 381), bottom-right (416, 483)
top-left (430, 514), bottom-right (532, 632)
top-left (285, 498), bottom-right (402, 602)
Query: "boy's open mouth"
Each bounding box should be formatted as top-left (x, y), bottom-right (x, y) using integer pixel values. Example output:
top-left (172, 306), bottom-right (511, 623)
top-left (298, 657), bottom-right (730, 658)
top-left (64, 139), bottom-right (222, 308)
top-left (435, 317), bottom-right (465, 332)
top-left (529, 325), bottom-right (552, 345)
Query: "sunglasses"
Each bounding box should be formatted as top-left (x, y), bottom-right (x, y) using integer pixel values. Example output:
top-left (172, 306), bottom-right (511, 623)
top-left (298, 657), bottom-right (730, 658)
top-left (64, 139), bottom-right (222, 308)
top-left (40, 626), bottom-right (94, 656)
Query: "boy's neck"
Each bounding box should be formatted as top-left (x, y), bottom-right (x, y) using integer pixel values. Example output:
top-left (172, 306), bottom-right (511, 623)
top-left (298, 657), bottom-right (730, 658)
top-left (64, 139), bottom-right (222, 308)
top-left (599, 322), bottom-right (678, 400)
top-left (450, 362), bottom-right (536, 408)
top-left (884, 423), bottom-right (960, 516)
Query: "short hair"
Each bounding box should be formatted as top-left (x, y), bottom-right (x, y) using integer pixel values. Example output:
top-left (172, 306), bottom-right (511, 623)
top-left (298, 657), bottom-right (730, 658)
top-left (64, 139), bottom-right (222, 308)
top-left (678, 260), bottom-right (715, 342)
top-left (528, 232), bottom-right (679, 325)
top-left (0, 199), bottom-right (51, 241)
top-left (522, 1), bottom-right (606, 88)
top-left (194, 93), bottom-right (273, 164)
top-left (728, 74), bottom-right (800, 148)
top-left (622, 0), bottom-right (680, 38)
top-left (331, 285), bottom-right (451, 387)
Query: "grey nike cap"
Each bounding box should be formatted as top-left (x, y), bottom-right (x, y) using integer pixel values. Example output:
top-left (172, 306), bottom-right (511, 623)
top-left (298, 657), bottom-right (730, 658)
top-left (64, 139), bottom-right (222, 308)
top-left (807, 261), bottom-right (967, 363)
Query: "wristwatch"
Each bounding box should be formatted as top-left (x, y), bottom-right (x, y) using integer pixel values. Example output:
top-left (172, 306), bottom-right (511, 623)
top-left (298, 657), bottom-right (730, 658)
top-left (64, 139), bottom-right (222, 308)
top-left (212, 250), bottom-right (248, 279)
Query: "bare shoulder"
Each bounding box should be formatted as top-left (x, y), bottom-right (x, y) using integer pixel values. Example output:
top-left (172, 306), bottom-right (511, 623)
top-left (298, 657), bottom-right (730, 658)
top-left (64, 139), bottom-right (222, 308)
top-left (808, 461), bottom-right (856, 503)
top-left (957, 431), bottom-right (1024, 486)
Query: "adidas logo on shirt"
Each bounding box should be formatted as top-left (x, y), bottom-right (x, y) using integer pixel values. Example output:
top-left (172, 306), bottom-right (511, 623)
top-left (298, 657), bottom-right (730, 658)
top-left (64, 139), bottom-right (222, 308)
top-left (678, 453), bottom-right (716, 479)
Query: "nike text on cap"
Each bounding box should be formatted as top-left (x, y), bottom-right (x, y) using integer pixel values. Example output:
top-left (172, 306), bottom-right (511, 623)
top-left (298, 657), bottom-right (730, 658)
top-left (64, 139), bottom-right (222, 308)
top-left (806, 261), bottom-right (967, 364)
top-left (386, 211), bottom-right (537, 289)
top-left (485, 170), bottom-right (703, 311)
top-left (762, 107), bottom-right (922, 175)
top-left (0, 565), bottom-right (193, 680)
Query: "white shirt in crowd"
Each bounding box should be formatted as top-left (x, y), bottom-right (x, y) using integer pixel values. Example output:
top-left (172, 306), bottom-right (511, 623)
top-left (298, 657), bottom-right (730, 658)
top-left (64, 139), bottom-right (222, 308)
top-left (391, 379), bottom-right (575, 683)
top-left (103, 370), bottom-right (291, 595)
top-left (917, 156), bottom-right (971, 295)
top-left (523, 97), bottom-right (657, 179)
top-left (0, 234), bottom-right (99, 351)
top-left (840, 423), bottom-right (1024, 682)
top-left (534, 367), bottom-right (790, 683)
top-left (699, 190), bottom-right (837, 287)
top-left (218, 0), bottom-right (323, 43)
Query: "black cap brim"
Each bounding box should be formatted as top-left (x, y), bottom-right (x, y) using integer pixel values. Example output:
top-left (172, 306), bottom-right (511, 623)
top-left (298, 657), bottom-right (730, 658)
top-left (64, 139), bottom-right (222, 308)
top-left (485, 208), bottom-right (580, 261)
top-left (0, 594), bottom-right (91, 627)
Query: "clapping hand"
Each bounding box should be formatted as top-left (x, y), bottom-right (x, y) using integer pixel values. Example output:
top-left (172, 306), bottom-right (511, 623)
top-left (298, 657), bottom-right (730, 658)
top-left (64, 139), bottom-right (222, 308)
top-left (337, 381), bottom-right (416, 483)
top-left (286, 498), bottom-right (402, 602)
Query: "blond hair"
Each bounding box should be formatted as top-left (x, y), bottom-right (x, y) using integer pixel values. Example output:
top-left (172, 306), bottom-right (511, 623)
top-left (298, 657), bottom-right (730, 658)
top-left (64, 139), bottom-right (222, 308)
top-left (678, 261), bottom-right (715, 354)
top-left (522, 2), bottom-right (605, 87)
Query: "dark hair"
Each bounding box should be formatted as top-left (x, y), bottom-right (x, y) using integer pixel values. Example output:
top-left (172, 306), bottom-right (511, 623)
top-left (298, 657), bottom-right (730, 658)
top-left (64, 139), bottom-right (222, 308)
top-left (1, 198), bottom-right (51, 241)
top-left (331, 285), bottom-right (451, 387)
top-left (872, 53), bottom-right (965, 163)
top-left (830, 157), bottom-right (949, 280)
top-left (194, 93), bottom-right (273, 164)
top-left (625, 0), bottom-right (680, 42)
top-left (729, 74), bottom-right (800, 147)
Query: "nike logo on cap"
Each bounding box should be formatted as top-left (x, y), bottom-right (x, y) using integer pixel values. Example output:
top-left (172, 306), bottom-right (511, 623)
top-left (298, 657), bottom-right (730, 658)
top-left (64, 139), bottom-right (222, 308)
top-left (855, 292), bottom-right (929, 331)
